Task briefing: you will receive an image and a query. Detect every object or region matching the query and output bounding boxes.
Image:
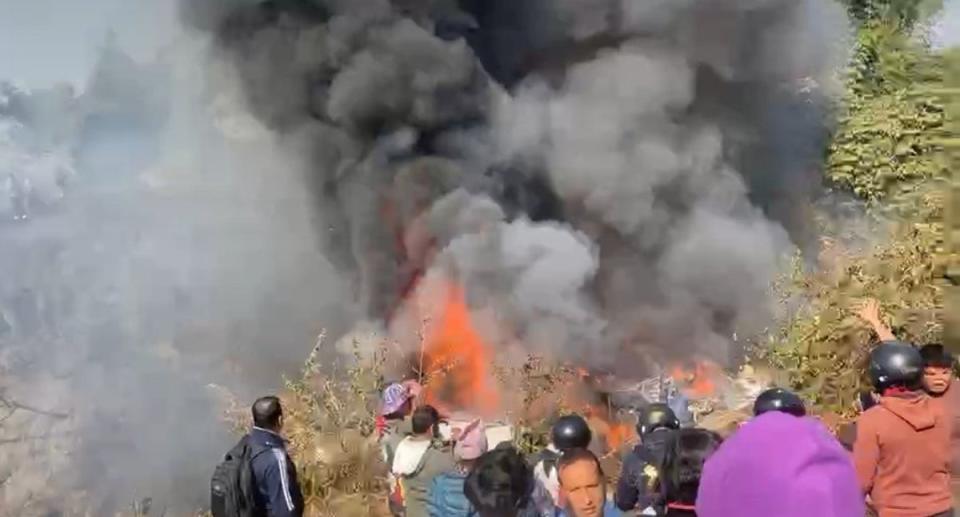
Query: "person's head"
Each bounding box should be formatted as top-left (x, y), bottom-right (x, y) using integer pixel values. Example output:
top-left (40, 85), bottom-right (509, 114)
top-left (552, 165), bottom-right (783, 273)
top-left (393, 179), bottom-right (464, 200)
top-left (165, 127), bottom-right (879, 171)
top-left (411, 405), bottom-right (440, 437)
top-left (454, 419), bottom-right (489, 465)
top-left (252, 396), bottom-right (283, 432)
top-left (381, 382), bottom-right (414, 419)
top-left (753, 388), bottom-right (806, 417)
top-left (636, 403), bottom-right (680, 437)
top-left (697, 412), bottom-right (864, 517)
top-left (919, 344), bottom-right (954, 395)
top-left (660, 428), bottom-right (722, 506)
top-left (551, 414), bottom-right (592, 451)
top-left (464, 446), bottom-right (533, 517)
top-left (868, 340), bottom-right (923, 394)
top-left (557, 448), bottom-right (606, 517)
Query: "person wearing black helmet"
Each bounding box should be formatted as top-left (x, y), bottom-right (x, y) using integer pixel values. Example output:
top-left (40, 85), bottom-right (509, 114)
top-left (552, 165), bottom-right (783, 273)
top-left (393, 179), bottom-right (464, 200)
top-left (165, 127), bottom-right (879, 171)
top-left (531, 415), bottom-right (593, 516)
top-left (614, 403), bottom-right (680, 514)
top-left (753, 388), bottom-right (806, 418)
top-left (551, 415), bottom-right (593, 450)
top-left (853, 341), bottom-right (952, 517)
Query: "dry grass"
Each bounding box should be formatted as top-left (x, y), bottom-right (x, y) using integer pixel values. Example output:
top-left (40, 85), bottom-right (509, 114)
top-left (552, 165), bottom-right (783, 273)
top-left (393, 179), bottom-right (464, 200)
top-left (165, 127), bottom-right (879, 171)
top-left (207, 335), bottom-right (589, 516)
top-left (224, 333), bottom-right (395, 517)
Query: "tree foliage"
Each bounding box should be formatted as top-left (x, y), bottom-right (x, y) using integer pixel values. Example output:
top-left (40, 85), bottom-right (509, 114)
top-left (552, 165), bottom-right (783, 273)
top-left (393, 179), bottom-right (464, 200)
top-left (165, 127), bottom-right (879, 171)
top-left (945, 48), bottom-right (960, 348)
top-left (827, 8), bottom-right (946, 205)
top-left (763, 0), bottom-right (951, 415)
top-left (842, 0), bottom-right (942, 29)
top-left (761, 195), bottom-right (945, 414)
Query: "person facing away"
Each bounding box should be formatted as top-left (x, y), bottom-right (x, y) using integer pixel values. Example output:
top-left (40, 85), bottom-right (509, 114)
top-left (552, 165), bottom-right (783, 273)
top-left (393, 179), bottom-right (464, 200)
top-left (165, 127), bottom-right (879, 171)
top-left (656, 428), bottom-right (722, 517)
top-left (615, 403), bottom-right (680, 514)
top-left (464, 444), bottom-right (539, 517)
top-left (249, 396), bottom-right (304, 517)
top-left (752, 387), bottom-right (806, 418)
top-left (920, 344), bottom-right (960, 475)
top-left (532, 414), bottom-right (593, 515)
top-left (696, 412), bottom-right (864, 517)
top-left (556, 448), bottom-right (622, 517)
top-left (427, 419), bottom-right (488, 517)
top-left (379, 382), bottom-right (418, 515)
top-left (379, 381), bottom-right (417, 441)
top-left (390, 405), bottom-right (455, 517)
top-left (854, 341), bottom-right (952, 517)
top-left (380, 383), bottom-right (416, 453)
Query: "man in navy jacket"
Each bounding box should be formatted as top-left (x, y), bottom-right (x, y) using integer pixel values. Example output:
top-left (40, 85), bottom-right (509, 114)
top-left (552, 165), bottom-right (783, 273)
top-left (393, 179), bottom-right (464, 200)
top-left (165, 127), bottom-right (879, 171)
top-left (249, 396), bottom-right (304, 517)
top-left (615, 403), bottom-right (680, 514)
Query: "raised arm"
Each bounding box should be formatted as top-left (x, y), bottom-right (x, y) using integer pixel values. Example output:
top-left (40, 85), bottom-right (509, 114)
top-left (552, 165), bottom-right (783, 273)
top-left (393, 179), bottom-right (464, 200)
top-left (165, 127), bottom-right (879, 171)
top-left (857, 298), bottom-right (897, 342)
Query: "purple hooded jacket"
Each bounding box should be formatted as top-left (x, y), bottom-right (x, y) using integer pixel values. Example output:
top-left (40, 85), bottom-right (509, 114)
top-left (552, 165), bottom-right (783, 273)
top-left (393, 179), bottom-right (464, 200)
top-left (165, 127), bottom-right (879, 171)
top-left (696, 412), bottom-right (864, 517)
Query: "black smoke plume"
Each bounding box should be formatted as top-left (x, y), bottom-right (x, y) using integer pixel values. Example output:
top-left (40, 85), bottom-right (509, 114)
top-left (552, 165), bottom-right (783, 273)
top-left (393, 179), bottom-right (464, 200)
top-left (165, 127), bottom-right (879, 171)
top-left (182, 0), bottom-right (847, 371)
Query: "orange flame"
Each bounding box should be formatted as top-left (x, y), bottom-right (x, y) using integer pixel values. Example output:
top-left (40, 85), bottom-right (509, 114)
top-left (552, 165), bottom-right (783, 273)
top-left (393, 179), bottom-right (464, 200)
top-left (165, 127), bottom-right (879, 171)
top-left (584, 403), bottom-right (635, 452)
top-left (669, 360), bottom-right (720, 398)
top-left (421, 282), bottom-right (500, 416)
top-left (606, 422), bottom-right (634, 451)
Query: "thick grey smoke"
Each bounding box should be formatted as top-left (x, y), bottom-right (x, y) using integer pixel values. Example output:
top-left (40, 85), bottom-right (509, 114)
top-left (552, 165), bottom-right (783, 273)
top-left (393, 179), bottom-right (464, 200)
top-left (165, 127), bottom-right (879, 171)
top-left (0, 0), bottom-right (849, 511)
top-left (0, 10), bottom-right (350, 515)
top-left (185, 0), bottom-right (847, 375)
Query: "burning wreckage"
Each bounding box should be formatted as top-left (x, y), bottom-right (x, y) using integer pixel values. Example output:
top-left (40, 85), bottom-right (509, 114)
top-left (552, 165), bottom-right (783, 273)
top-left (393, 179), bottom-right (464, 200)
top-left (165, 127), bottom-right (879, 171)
top-left (403, 353), bottom-right (769, 456)
top-left (180, 0), bottom-right (843, 457)
top-left (454, 363), bottom-right (768, 455)
top-left (340, 275), bottom-right (771, 456)
top-left (0, 0), bottom-right (853, 512)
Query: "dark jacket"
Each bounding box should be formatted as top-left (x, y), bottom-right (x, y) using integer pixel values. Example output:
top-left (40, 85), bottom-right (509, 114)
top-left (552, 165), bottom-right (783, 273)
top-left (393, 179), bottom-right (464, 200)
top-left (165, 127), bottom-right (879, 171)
top-left (615, 429), bottom-right (674, 512)
top-left (249, 427), bottom-right (305, 517)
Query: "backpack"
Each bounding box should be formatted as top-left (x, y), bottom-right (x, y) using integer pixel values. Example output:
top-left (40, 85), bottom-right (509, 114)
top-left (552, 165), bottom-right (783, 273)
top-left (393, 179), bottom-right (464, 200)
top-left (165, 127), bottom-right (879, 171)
top-left (211, 435), bottom-right (261, 517)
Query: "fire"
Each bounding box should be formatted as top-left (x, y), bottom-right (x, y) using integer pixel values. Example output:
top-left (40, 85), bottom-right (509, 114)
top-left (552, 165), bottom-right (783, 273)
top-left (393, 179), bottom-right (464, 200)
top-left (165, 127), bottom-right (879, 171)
top-left (606, 422), bottom-right (634, 451)
top-left (565, 369), bottom-right (636, 453)
top-left (584, 403), bottom-right (635, 453)
top-left (420, 281), bottom-right (500, 417)
top-left (669, 359), bottom-right (721, 398)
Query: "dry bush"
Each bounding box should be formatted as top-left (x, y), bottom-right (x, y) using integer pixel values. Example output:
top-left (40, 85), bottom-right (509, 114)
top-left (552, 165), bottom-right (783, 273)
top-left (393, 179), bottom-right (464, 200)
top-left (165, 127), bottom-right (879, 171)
top-left (207, 332), bottom-right (394, 517)
top-left (224, 336), bottom-right (582, 515)
top-left (758, 194), bottom-right (946, 417)
top-left (277, 334), bottom-right (394, 516)
top-left (493, 355), bottom-right (579, 455)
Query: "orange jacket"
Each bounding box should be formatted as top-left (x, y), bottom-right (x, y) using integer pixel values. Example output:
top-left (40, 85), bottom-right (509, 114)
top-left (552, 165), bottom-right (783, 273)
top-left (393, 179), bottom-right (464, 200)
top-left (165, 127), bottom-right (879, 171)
top-left (853, 392), bottom-right (952, 517)
top-left (929, 383), bottom-right (960, 475)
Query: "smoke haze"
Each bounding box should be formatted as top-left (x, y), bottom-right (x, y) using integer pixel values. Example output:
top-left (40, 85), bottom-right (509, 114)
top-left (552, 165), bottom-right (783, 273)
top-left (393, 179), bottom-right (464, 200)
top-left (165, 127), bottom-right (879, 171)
top-left (185, 0), bottom-right (847, 373)
top-left (0, 2), bottom-right (350, 513)
top-left (0, 0), bottom-right (849, 512)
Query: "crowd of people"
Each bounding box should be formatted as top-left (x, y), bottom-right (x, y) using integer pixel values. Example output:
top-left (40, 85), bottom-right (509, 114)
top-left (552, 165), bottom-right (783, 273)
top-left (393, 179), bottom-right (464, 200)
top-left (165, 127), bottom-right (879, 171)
top-left (212, 304), bottom-right (959, 517)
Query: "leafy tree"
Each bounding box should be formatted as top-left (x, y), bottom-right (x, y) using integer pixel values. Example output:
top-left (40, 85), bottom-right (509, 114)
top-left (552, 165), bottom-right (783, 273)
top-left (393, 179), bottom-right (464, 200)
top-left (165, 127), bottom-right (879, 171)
top-left (841, 0), bottom-right (941, 28)
top-left (761, 4), bottom-right (951, 415)
top-left (827, 6), bottom-right (946, 205)
top-left (942, 48), bottom-right (960, 349)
